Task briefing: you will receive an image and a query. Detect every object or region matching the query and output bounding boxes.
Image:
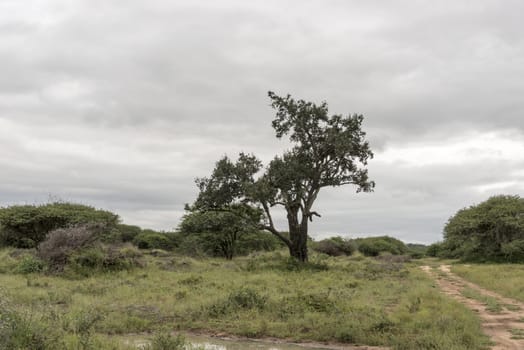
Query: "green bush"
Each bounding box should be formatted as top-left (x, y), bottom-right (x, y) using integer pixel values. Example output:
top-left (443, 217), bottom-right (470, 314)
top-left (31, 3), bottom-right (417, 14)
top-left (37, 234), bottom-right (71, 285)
top-left (406, 243), bottom-right (428, 258)
top-left (68, 245), bottom-right (144, 276)
top-left (133, 231), bottom-right (173, 250)
top-left (312, 236), bottom-right (356, 256)
top-left (426, 242), bottom-right (443, 257)
top-left (0, 202), bottom-right (119, 248)
top-left (144, 332), bottom-right (186, 350)
top-left (355, 236), bottom-right (408, 256)
top-left (442, 195), bottom-right (524, 262)
top-left (0, 293), bottom-right (62, 349)
top-left (114, 224), bottom-right (142, 242)
top-left (15, 255), bottom-right (45, 274)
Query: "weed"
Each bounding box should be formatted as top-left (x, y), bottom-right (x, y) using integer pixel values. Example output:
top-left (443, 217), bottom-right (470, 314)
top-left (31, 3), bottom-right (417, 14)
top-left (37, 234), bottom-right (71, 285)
top-left (510, 328), bottom-right (524, 339)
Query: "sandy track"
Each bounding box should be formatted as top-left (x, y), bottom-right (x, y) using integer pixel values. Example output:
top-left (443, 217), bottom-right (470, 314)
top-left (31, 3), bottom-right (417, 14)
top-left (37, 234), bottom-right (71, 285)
top-left (421, 265), bottom-right (524, 350)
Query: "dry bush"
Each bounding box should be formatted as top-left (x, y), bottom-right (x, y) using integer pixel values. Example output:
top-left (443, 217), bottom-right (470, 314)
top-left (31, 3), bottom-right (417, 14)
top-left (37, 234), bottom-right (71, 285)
top-left (37, 224), bottom-right (101, 271)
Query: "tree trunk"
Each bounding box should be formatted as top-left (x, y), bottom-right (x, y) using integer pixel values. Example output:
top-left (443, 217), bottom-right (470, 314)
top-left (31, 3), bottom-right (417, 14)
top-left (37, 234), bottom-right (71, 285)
top-left (287, 211), bottom-right (309, 262)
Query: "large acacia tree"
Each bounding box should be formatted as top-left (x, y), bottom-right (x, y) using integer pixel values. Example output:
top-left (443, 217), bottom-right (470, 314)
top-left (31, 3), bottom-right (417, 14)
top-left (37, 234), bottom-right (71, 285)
top-left (191, 92), bottom-right (374, 262)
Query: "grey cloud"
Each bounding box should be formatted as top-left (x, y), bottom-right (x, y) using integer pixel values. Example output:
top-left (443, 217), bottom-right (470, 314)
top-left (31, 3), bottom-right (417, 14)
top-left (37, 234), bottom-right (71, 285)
top-left (1, 0), bottom-right (523, 241)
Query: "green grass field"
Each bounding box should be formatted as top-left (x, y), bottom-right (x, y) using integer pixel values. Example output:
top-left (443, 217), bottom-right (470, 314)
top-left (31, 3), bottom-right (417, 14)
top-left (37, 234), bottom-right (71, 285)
top-left (0, 249), bottom-right (490, 350)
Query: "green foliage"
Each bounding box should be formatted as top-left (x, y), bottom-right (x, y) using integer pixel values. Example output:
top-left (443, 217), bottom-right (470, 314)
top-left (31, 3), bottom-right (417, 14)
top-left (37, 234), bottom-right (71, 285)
top-left (442, 195), bottom-right (524, 262)
top-left (144, 332), bottom-right (186, 350)
top-left (0, 293), bottom-right (62, 350)
top-left (312, 236), bottom-right (356, 256)
top-left (405, 243), bottom-right (427, 258)
top-left (68, 245), bottom-right (143, 276)
top-left (35, 224), bottom-right (143, 276)
top-left (193, 92), bottom-right (374, 261)
top-left (178, 207), bottom-right (267, 259)
top-left (114, 224), bottom-right (142, 242)
top-left (0, 202), bottom-right (119, 248)
top-left (354, 236), bottom-right (408, 256)
top-left (208, 287), bottom-right (267, 317)
top-left (133, 231), bottom-right (173, 250)
top-left (15, 255), bottom-right (45, 274)
top-left (426, 242), bottom-right (443, 257)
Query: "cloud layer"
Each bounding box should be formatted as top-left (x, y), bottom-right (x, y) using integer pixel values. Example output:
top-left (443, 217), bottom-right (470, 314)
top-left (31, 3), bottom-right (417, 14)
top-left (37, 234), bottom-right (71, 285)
top-left (1, 0), bottom-right (523, 243)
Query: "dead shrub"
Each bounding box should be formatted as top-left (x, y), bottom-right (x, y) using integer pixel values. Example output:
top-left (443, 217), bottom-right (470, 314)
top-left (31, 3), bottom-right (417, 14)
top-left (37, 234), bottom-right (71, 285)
top-left (36, 224), bottom-right (101, 272)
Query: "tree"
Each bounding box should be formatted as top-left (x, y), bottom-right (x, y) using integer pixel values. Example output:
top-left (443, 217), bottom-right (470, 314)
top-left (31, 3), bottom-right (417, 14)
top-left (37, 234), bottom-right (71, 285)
top-left (179, 205), bottom-right (262, 259)
top-left (442, 195), bottom-right (524, 262)
top-left (191, 92), bottom-right (374, 262)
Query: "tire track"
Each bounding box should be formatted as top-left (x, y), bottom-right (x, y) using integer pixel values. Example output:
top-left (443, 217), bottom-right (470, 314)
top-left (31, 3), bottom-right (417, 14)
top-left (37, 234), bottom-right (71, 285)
top-left (421, 265), bottom-right (524, 350)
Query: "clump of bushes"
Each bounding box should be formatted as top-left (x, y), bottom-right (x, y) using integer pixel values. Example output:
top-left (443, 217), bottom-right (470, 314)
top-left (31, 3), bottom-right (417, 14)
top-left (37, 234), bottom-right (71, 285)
top-left (354, 236), bottom-right (408, 257)
top-left (441, 195), bottom-right (524, 262)
top-left (144, 332), bottom-right (188, 350)
top-left (0, 293), bottom-right (62, 349)
top-left (114, 224), bottom-right (142, 242)
top-left (312, 236), bottom-right (356, 256)
top-left (208, 287), bottom-right (267, 317)
top-left (0, 202), bottom-right (119, 248)
top-left (36, 224), bottom-right (143, 275)
top-left (15, 255), bottom-right (45, 274)
top-left (133, 230), bottom-right (174, 250)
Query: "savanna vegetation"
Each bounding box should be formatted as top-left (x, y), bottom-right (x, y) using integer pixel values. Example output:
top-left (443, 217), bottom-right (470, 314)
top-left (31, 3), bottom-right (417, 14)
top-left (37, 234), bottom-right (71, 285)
top-left (0, 247), bottom-right (490, 350)
top-left (2, 92), bottom-right (523, 350)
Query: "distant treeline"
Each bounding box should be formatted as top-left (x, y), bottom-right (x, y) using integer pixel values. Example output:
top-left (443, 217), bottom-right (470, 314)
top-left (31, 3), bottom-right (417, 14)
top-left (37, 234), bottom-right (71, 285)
top-left (0, 202), bottom-right (427, 262)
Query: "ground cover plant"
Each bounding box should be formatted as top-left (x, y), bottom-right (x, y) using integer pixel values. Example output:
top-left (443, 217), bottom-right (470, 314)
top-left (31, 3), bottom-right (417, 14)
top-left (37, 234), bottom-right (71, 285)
top-left (452, 264), bottom-right (524, 302)
top-left (0, 248), bottom-right (489, 350)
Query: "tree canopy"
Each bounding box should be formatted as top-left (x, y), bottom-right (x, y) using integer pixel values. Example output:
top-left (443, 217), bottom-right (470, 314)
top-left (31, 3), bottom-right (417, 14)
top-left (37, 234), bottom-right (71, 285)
top-left (441, 195), bottom-right (524, 262)
top-left (179, 205), bottom-right (262, 259)
top-left (191, 91), bottom-right (374, 261)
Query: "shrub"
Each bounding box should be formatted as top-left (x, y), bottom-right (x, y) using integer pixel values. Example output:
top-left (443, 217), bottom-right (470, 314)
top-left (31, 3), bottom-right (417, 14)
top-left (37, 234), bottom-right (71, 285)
top-left (0, 202), bottom-right (119, 248)
top-left (37, 224), bottom-right (99, 272)
top-left (313, 236), bottom-right (355, 256)
top-left (0, 292), bottom-right (62, 349)
top-left (355, 236), bottom-right (408, 257)
top-left (68, 245), bottom-right (144, 276)
top-left (144, 332), bottom-right (186, 350)
top-left (208, 288), bottom-right (267, 317)
top-left (406, 243), bottom-right (428, 258)
top-left (37, 224), bottom-right (143, 274)
top-left (426, 242), bottom-right (443, 257)
top-left (115, 224), bottom-right (142, 242)
top-left (133, 230), bottom-right (173, 250)
top-left (15, 255), bottom-right (45, 274)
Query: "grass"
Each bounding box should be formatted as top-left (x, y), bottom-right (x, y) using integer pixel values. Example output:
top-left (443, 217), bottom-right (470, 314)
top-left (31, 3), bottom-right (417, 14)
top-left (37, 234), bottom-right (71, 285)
top-left (510, 328), bottom-right (524, 340)
top-left (0, 248), bottom-right (491, 350)
top-left (461, 287), bottom-right (503, 313)
top-left (452, 264), bottom-right (524, 302)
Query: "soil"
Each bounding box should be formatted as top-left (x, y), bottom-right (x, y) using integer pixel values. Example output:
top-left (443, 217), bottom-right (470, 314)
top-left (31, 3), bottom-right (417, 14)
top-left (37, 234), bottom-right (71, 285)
top-left (421, 265), bottom-right (524, 350)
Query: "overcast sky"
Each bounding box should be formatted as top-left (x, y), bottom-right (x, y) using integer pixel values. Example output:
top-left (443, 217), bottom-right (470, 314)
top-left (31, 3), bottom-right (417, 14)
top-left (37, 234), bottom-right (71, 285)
top-left (1, 0), bottom-right (523, 243)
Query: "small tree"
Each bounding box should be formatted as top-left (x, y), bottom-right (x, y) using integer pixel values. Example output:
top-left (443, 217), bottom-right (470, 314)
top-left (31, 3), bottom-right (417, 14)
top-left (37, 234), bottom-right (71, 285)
top-left (192, 92), bottom-right (374, 262)
top-left (179, 205), bottom-right (262, 259)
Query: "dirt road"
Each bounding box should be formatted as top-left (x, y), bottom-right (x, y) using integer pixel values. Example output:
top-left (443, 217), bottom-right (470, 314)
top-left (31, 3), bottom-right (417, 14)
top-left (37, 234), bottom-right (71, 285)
top-left (421, 265), bottom-right (524, 350)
